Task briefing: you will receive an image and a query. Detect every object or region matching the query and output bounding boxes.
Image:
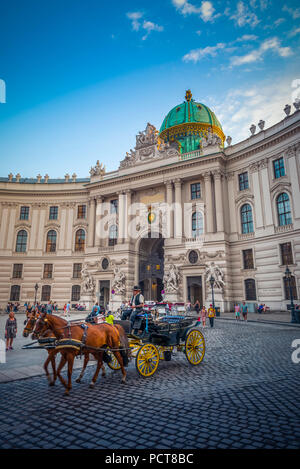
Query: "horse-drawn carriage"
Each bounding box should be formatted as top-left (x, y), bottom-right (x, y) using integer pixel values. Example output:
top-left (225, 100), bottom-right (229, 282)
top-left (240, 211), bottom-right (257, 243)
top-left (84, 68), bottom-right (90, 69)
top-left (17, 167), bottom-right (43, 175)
top-left (22, 308), bottom-right (205, 394)
top-left (107, 311), bottom-right (205, 377)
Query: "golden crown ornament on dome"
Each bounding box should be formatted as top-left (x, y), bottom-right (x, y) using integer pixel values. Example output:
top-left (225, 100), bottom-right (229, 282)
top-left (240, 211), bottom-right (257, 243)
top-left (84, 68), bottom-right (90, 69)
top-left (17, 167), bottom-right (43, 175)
top-left (185, 89), bottom-right (192, 102)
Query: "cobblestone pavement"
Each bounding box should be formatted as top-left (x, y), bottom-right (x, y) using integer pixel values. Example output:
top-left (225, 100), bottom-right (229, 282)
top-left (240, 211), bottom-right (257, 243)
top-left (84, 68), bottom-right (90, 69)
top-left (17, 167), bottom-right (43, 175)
top-left (0, 320), bottom-right (299, 449)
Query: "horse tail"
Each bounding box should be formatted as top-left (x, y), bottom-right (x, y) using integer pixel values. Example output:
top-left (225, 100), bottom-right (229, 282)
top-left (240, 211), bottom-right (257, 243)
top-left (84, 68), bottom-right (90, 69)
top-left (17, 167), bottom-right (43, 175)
top-left (115, 324), bottom-right (131, 365)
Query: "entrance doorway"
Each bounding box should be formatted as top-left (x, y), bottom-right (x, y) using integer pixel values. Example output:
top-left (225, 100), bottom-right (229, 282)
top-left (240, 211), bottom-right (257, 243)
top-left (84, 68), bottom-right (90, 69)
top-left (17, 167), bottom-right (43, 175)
top-left (187, 276), bottom-right (203, 306)
top-left (139, 235), bottom-right (164, 302)
top-left (99, 280), bottom-right (110, 309)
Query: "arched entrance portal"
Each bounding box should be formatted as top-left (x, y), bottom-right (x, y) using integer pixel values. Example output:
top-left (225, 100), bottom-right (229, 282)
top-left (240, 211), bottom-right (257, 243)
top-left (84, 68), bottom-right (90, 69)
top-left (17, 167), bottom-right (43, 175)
top-left (139, 235), bottom-right (164, 302)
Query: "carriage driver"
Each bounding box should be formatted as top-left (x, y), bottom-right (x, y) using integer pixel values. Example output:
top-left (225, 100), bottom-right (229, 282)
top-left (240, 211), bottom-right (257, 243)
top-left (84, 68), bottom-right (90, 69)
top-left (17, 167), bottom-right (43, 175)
top-left (121, 285), bottom-right (144, 329)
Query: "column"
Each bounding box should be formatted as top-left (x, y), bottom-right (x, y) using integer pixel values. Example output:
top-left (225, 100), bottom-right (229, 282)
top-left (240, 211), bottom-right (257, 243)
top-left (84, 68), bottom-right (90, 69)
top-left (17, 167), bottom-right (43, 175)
top-left (87, 197), bottom-right (96, 247)
top-left (95, 196), bottom-right (103, 248)
top-left (213, 170), bottom-right (224, 232)
top-left (118, 192), bottom-right (125, 243)
top-left (227, 172), bottom-right (237, 233)
top-left (204, 172), bottom-right (214, 233)
top-left (124, 190), bottom-right (131, 243)
top-left (165, 180), bottom-right (173, 239)
top-left (288, 148), bottom-right (300, 219)
top-left (260, 159), bottom-right (273, 226)
top-left (250, 163), bottom-right (263, 228)
top-left (174, 179), bottom-right (182, 240)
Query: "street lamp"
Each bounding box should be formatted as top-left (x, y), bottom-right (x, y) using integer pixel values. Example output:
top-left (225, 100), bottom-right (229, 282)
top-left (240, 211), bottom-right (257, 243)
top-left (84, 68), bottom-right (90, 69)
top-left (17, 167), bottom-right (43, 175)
top-left (34, 283), bottom-right (39, 305)
top-left (210, 275), bottom-right (215, 312)
top-left (285, 267), bottom-right (297, 324)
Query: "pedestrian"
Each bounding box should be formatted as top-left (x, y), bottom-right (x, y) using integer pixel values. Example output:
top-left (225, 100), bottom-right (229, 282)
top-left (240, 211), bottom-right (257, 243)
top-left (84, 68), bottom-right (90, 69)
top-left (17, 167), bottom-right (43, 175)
top-left (208, 304), bottom-right (216, 328)
top-left (200, 306), bottom-right (207, 327)
top-left (241, 301), bottom-right (248, 321)
top-left (234, 303), bottom-right (240, 320)
top-left (5, 311), bottom-right (17, 351)
top-left (194, 299), bottom-right (200, 315)
top-left (65, 301), bottom-right (71, 317)
top-left (46, 301), bottom-right (53, 315)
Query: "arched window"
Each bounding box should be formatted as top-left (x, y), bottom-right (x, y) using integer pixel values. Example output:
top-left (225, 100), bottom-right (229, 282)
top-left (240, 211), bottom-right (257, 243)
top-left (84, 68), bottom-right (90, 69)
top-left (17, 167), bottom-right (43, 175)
top-left (41, 285), bottom-right (51, 302)
top-left (46, 230), bottom-right (57, 252)
top-left (10, 285), bottom-right (20, 301)
top-left (16, 230), bottom-right (28, 252)
top-left (241, 204), bottom-right (254, 234)
top-left (192, 212), bottom-right (204, 237)
top-left (71, 285), bottom-right (81, 301)
top-left (277, 193), bottom-right (292, 226)
top-left (75, 229), bottom-right (85, 252)
top-left (245, 279), bottom-right (256, 300)
top-left (109, 225), bottom-right (118, 246)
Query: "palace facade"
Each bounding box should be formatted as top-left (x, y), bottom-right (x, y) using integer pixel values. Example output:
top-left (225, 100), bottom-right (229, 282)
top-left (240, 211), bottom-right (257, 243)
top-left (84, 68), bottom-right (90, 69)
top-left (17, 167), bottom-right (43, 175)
top-left (0, 91), bottom-right (299, 312)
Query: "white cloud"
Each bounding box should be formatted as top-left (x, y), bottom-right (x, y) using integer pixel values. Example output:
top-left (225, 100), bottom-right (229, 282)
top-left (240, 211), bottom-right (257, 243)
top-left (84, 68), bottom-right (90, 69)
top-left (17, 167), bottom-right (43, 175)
top-left (142, 21), bottom-right (164, 40)
top-left (172, 0), bottom-right (221, 22)
top-left (209, 76), bottom-right (296, 142)
top-left (126, 12), bottom-right (163, 39)
top-left (231, 37), bottom-right (293, 66)
top-left (250, 0), bottom-right (270, 10)
top-left (236, 34), bottom-right (258, 42)
top-left (283, 5), bottom-right (300, 19)
top-left (289, 27), bottom-right (300, 37)
top-left (230, 1), bottom-right (260, 27)
top-left (183, 42), bottom-right (226, 62)
top-left (127, 12), bottom-right (143, 31)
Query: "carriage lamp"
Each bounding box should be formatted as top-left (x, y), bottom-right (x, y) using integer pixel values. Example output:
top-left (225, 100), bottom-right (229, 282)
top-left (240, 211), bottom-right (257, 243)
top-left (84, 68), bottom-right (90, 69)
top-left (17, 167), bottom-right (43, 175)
top-left (285, 266), bottom-right (297, 323)
top-left (34, 283), bottom-right (39, 304)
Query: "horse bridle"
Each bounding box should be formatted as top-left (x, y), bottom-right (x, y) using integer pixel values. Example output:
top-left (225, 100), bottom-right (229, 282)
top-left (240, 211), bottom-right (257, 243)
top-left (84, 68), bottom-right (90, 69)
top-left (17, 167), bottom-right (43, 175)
top-left (24, 315), bottom-right (39, 334)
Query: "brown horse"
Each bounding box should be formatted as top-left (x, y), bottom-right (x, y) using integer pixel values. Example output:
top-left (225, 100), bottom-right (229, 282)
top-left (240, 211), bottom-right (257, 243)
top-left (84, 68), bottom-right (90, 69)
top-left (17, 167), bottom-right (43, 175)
top-left (23, 313), bottom-right (107, 386)
top-left (23, 312), bottom-right (58, 386)
top-left (33, 314), bottom-right (129, 395)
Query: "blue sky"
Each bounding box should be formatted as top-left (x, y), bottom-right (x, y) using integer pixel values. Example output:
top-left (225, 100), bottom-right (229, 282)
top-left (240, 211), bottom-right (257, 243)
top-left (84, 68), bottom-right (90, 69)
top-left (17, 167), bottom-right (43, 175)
top-left (0, 0), bottom-right (300, 178)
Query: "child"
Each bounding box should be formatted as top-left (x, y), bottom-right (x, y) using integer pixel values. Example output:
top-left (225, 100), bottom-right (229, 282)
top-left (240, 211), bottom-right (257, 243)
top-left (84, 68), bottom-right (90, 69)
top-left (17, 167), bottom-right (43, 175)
top-left (105, 311), bottom-right (114, 325)
top-left (234, 303), bottom-right (240, 320)
top-left (200, 306), bottom-right (207, 327)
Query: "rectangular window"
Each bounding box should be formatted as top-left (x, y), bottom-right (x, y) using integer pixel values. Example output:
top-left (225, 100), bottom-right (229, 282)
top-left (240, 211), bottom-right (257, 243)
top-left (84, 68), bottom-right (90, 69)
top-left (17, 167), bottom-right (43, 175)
top-left (243, 249), bottom-right (254, 269)
top-left (239, 172), bottom-right (249, 191)
top-left (43, 264), bottom-right (53, 279)
top-left (73, 263), bottom-right (82, 278)
top-left (49, 206), bottom-right (58, 220)
top-left (191, 183), bottom-right (201, 200)
top-left (12, 264), bottom-right (23, 279)
top-left (284, 276), bottom-right (298, 300)
top-left (20, 206), bottom-right (29, 220)
top-left (77, 205), bottom-right (86, 219)
top-left (110, 199), bottom-right (118, 214)
top-left (273, 157), bottom-right (285, 179)
top-left (280, 242), bottom-right (293, 265)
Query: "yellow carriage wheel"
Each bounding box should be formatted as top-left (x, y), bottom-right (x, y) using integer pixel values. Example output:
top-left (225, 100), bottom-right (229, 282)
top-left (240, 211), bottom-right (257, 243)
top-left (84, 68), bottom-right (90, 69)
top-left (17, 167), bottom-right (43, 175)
top-left (185, 329), bottom-right (205, 366)
top-left (106, 350), bottom-right (121, 370)
top-left (136, 343), bottom-right (160, 377)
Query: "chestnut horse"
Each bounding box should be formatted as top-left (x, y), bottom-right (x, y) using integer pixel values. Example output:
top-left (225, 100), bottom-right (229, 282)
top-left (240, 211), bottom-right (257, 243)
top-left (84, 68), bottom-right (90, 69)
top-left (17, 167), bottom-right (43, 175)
top-left (33, 313), bottom-right (129, 395)
top-left (23, 311), bottom-right (58, 386)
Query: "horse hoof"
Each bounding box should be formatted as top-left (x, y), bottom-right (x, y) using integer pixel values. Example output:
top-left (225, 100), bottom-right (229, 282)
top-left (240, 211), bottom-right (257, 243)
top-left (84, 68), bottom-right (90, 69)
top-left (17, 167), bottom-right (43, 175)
top-left (75, 378), bottom-right (81, 383)
top-left (64, 391), bottom-right (69, 396)
top-left (89, 382), bottom-right (95, 389)
top-left (49, 381), bottom-right (55, 387)
top-left (121, 380), bottom-right (126, 385)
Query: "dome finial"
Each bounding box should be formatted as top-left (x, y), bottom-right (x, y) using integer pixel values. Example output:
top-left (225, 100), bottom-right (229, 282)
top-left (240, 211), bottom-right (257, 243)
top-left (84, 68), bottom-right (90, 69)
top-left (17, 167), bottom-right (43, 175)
top-left (185, 89), bottom-right (192, 102)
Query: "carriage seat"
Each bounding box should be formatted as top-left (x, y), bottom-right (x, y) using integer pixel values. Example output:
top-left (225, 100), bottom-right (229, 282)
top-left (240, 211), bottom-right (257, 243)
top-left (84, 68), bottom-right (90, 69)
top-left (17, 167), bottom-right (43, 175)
top-left (149, 332), bottom-right (171, 346)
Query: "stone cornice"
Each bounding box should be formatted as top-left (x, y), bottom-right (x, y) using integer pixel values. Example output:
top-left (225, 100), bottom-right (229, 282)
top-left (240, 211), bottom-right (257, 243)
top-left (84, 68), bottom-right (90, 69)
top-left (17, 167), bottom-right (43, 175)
top-left (226, 124), bottom-right (300, 164)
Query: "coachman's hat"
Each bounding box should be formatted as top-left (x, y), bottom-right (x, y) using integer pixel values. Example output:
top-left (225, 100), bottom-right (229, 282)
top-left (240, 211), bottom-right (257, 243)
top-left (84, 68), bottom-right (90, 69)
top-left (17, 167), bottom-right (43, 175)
top-left (133, 285), bottom-right (141, 291)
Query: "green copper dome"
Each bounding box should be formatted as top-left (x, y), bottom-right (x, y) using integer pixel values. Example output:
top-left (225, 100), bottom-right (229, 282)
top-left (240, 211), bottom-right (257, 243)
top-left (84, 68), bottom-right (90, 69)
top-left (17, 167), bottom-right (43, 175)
top-left (159, 90), bottom-right (225, 154)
